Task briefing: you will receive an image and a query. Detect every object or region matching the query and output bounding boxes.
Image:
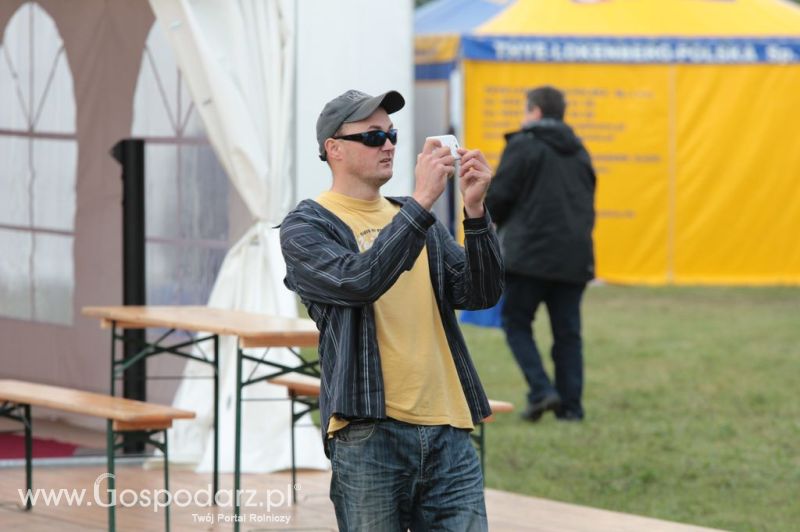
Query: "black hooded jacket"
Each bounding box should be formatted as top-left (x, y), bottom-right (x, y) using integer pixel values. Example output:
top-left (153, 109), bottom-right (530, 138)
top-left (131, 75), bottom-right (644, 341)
top-left (485, 119), bottom-right (596, 283)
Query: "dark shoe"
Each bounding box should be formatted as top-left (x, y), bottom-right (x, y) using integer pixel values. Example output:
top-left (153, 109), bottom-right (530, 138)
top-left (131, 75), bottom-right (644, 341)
top-left (520, 393), bottom-right (561, 422)
top-left (555, 410), bottom-right (583, 422)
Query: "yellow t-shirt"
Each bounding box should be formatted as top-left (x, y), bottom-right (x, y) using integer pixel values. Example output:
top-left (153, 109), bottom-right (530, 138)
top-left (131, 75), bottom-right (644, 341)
top-left (316, 191), bottom-right (473, 436)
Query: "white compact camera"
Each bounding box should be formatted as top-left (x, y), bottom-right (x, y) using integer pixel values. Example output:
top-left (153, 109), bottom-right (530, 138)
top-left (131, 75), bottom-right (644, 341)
top-left (426, 134), bottom-right (461, 161)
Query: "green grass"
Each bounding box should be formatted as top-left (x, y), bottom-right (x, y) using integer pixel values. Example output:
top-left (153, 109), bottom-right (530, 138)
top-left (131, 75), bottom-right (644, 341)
top-left (467, 285), bottom-right (800, 531)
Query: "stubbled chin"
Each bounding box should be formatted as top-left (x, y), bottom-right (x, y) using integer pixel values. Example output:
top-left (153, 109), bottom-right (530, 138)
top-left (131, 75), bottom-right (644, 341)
top-left (374, 173), bottom-right (392, 187)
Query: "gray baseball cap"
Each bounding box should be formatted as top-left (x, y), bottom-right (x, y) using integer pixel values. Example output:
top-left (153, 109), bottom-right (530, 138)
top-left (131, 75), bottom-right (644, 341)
top-left (317, 89), bottom-right (405, 161)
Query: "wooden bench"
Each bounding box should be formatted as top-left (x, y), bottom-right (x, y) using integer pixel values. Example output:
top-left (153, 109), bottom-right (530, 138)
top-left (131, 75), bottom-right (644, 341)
top-left (0, 379), bottom-right (195, 532)
top-left (268, 373), bottom-right (514, 499)
top-left (474, 398), bottom-right (514, 471)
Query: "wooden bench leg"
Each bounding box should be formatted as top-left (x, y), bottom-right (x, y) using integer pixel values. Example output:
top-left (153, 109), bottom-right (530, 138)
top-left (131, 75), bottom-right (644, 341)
top-left (21, 405), bottom-right (33, 511)
top-left (0, 402), bottom-right (34, 510)
top-left (480, 423), bottom-right (486, 472)
top-left (107, 420), bottom-right (116, 532)
top-left (0, 401), bottom-right (33, 511)
top-left (286, 394), bottom-right (319, 506)
top-left (163, 428), bottom-right (170, 532)
top-left (106, 426), bottom-right (173, 532)
top-left (470, 422), bottom-right (487, 473)
top-left (290, 393), bottom-right (297, 505)
top-left (234, 344), bottom-right (243, 532)
top-left (23, 404), bottom-right (32, 511)
top-left (213, 334), bottom-right (219, 504)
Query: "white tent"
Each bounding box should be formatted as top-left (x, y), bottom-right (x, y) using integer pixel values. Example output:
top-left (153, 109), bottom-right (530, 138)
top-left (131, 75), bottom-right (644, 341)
top-left (0, 0), bottom-right (414, 473)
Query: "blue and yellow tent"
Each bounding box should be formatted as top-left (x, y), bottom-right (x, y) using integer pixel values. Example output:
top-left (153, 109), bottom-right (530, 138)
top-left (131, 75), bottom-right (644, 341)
top-left (415, 0), bottom-right (513, 80)
top-left (416, 0), bottom-right (800, 285)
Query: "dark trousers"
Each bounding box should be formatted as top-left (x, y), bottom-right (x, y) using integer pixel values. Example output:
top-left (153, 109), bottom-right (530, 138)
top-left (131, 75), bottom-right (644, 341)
top-left (501, 273), bottom-right (586, 418)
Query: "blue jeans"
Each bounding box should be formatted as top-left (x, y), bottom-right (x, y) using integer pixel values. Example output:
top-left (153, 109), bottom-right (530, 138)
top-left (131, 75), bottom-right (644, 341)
top-left (329, 418), bottom-right (488, 531)
top-left (501, 273), bottom-right (586, 418)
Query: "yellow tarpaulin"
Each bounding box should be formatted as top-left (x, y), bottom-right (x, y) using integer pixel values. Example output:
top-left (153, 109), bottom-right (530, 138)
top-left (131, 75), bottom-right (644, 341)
top-left (441, 0), bottom-right (800, 284)
top-left (477, 0), bottom-right (800, 36)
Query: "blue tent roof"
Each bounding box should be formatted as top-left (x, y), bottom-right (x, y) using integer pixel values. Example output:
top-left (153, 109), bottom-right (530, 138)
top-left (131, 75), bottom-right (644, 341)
top-left (415, 0), bottom-right (517, 79)
top-left (415, 0), bottom-right (514, 35)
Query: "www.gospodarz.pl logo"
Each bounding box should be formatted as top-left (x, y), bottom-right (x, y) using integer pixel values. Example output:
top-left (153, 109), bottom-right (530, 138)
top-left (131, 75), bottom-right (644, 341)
top-left (18, 472), bottom-right (297, 520)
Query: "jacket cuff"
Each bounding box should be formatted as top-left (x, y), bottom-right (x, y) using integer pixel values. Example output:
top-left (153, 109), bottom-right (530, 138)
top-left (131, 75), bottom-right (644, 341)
top-left (401, 197), bottom-right (437, 234)
top-left (462, 204), bottom-right (493, 232)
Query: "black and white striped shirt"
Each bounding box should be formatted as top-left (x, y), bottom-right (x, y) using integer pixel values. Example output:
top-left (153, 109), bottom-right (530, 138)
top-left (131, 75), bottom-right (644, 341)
top-left (280, 196), bottom-right (504, 453)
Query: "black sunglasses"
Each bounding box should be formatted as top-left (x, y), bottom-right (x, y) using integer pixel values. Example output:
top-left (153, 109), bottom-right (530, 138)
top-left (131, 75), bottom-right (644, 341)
top-left (333, 128), bottom-right (398, 147)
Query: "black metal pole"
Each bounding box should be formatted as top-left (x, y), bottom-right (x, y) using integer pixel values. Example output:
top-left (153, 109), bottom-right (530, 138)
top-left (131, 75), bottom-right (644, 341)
top-left (111, 139), bottom-right (147, 454)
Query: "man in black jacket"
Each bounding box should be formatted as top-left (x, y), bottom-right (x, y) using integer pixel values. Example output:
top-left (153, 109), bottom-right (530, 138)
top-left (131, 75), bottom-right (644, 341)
top-left (485, 85), bottom-right (596, 422)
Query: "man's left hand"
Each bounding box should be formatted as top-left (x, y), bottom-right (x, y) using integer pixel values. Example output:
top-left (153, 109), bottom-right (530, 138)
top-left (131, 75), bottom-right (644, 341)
top-left (457, 148), bottom-right (493, 218)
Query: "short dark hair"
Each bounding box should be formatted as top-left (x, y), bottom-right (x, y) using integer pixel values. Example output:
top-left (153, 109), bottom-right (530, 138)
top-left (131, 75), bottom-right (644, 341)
top-left (526, 86), bottom-right (566, 120)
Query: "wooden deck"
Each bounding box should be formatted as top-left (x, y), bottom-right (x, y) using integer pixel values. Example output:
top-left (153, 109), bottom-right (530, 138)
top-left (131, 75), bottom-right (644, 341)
top-left (0, 420), bottom-right (722, 531)
top-left (0, 466), bottom-right (723, 531)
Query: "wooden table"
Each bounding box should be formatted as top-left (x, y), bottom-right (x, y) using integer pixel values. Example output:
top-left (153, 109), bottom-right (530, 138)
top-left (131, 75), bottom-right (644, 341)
top-left (82, 306), bottom-right (320, 529)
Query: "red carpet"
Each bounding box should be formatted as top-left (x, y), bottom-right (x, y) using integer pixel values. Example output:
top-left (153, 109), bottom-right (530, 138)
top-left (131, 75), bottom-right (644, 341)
top-left (0, 433), bottom-right (79, 459)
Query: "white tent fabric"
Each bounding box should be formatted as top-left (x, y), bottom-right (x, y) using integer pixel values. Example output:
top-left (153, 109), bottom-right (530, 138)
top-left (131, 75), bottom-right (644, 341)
top-left (148, 0), bottom-right (327, 473)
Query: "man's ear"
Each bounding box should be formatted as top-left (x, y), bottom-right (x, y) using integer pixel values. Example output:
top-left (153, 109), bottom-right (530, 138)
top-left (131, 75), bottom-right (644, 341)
top-left (324, 138), bottom-right (340, 162)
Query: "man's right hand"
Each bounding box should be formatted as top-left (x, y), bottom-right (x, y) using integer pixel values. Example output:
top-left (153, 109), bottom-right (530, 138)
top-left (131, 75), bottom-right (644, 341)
top-left (412, 138), bottom-right (455, 211)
